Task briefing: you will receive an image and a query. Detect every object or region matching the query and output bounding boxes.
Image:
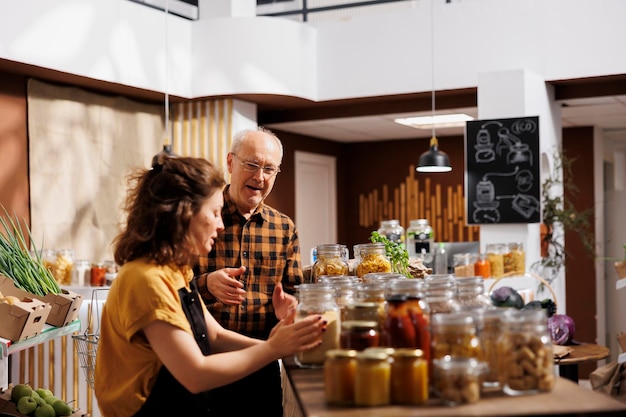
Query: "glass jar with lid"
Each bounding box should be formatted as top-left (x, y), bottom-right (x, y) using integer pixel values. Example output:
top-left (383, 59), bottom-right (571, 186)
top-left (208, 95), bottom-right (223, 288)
top-left (453, 253), bottom-right (475, 277)
top-left (324, 349), bottom-right (357, 406)
top-left (406, 219), bottom-right (434, 264)
top-left (72, 259), bottom-right (91, 286)
top-left (433, 357), bottom-right (483, 406)
top-left (362, 272), bottom-right (406, 285)
top-left (312, 244), bottom-right (349, 282)
top-left (480, 307), bottom-right (508, 391)
top-left (355, 282), bottom-right (388, 330)
top-left (340, 320), bottom-right (380, 351)
top-left (498, 309), bottom-right (555, 395)
top-left (424, 277), bottom-right (460, 315)
top-left (455, 276), bottom-right (493, 308)
top-left (354, 350), bottom-right (391, 406)
top-left (390, 348), bottom-right (428, 405)
top-left (294, 283), bottom-right (341, 368)
top-left (486, 243), bottom-right (505, 278)
top-left (504, 242), bottom-right (525, 275)
top-left (474, 253), bottom-right (491, 278)
top-left (377, 219), bottom-right (405, 246)
top-left (355, 242), bottom-right (391, 278)
top-left (431, 312), bottom-right (483, 361)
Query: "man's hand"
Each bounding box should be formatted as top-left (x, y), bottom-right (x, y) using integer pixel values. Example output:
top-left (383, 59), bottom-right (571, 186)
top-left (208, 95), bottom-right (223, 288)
top-left (272, 282), bottom-right (298, 320)
top-left (205, 266), bottom-right (247, 305)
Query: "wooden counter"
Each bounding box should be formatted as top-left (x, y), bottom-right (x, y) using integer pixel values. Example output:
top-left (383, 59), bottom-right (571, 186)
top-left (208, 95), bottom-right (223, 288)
top-left (282, 359), bottom-right (626, 417)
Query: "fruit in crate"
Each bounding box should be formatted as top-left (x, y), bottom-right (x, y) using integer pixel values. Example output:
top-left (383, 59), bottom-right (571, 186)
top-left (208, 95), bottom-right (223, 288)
top-left (2, 383), bottom-right (76, 417)
top-left (10, 384), bottom-right (32, 402)
top-left (34, 403), bottom-right (55, 417)
top-left (34, 389), bottom-right (53, 400)
top-left (17, 396), bottom-right (38, 415)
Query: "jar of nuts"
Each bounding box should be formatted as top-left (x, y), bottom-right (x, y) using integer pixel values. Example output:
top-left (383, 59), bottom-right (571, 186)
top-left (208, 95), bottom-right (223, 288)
top-left (433, 357), bottom-right (483, 406)
top-left (498, 309), bottom-right (555, 395)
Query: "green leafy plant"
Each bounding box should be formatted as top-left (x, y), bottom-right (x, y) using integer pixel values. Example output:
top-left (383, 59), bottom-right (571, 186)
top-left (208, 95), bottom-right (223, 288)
top-left (0, 206), bottom-right (61, 296)
top-left (369, 231), bottom-right (412, 278)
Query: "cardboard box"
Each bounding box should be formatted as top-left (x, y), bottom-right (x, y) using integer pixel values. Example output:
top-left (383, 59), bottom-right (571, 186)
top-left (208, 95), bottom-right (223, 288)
top-left (0, 386), bottom-right (86, 416)
top-left (0, 275), bottom-right (83, 328)
top-left (0, 296), bottom-right (51, 342)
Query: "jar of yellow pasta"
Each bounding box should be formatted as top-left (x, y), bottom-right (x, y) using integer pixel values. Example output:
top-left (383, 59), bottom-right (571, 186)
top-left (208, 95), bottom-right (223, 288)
top-left (355, 242), bottom-right (391, 278)
top-left (312, 244), bottom-right (349, 282)
top-left (486, 243), bottom-right (505, 278)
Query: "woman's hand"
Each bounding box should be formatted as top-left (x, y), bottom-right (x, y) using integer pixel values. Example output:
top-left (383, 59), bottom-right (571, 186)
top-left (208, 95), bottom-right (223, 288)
top-left (205, 266), bottom-right (246, 305)
top-left (267, 309), bottom-right (326, 358)
top-left (272, 282), bottom-right (298, 320)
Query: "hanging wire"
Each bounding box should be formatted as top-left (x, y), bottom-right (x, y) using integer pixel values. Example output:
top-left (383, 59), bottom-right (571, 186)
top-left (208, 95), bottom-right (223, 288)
top-left (430, 0), bottom-right (436, 141)
top-left (164, 0), bottom-right (170, 146)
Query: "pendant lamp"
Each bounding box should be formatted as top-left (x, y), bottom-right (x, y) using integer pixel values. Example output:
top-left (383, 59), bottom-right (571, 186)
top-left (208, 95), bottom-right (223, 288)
top-left (416, 0), bottom-right (452, 173)
top-left (152, 0), bottom-right (174, 168)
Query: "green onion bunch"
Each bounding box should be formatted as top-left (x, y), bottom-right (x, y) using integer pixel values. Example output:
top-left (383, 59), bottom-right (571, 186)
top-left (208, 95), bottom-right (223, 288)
top-left (0, 207), bottom-right (61, 296)
top-left (369, 231), bottom-right (412, 278)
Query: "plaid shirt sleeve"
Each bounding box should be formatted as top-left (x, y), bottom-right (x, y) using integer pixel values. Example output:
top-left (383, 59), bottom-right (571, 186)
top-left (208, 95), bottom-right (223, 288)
top-left (195, 194), bottom-right (303, 339)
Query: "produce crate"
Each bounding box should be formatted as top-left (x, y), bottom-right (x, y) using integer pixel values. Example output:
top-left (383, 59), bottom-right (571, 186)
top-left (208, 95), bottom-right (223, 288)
top-left (0, 385), bottom-right (85, 417)
top-left (0, 275), bottom-right (83, 328)
top-left (0, 296), bottom-right (51, 342)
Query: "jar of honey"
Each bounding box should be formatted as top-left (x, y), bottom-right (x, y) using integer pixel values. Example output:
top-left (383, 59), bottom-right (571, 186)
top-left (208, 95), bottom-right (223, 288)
top-left (390, 348), bottom-right (429, 405)
top-left (340, 320), bottom-right (380, 351)
top-left (354, 350), bottom-right (391, 406)
top-left (324, 349), bottom-right (357, 406)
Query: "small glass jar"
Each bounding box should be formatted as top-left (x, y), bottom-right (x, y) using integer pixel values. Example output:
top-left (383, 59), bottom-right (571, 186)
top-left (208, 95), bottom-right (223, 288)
top-left (424, 277), bottom-right (460, 315)
top-left (318, 276), bottom-right (359, 321)
top-left (505, 242), bottom-right (525, 275)
top-left (72, 259), bottom-right (91, 286)
top-left (480, 308), bottom-right (509, 391)
top-left (431, 312), bottom-right (483, 361)
top-left (390, 348), bottom-right (429, 405)
top-left (354, 350), bottom-right (391, 406)
top-left (324, 349), bottom-right (357, 406)
top-left (104, 259), bottom-right (118, 286)
top-left (455, 276), bottom-right (493, 308)
top-left (433, 357), bottom-right (483, 406)
top-left (486, 243), bottom-right (505, 278)
top-left (362, 272), bottom-right (406, 285)
top-left (453, 253), bottom-right (475, 277)
top-left (498, 309), bottom-right (555, 395)
top-left (355, 243), bottom-right (391, 278)
top-left (406, 219), bottom-right (434, 264)
top-left (312, 244), bottom-right (349, 282)
top-left (340, 320), bottom-right (380, 351)
top-left (294, 284), bottom-right (341, 368)
top-left (377, 219), bottom-right (405, 246)
top-left (344, 301), bottom-right (380, 323)
top-left (355, 282), bottom-right (388, 330)
top-left (474, 253), bottom-right (491, 278)
top-left (90, 262), bottom-right (106, 286)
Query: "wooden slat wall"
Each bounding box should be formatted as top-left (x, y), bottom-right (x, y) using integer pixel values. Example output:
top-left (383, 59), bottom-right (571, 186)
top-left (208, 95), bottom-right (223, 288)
top-left (359, 164), bottom-right (479, 242)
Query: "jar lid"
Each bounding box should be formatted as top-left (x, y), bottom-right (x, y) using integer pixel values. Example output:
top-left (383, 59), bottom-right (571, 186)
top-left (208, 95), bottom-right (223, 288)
top-left (356, 350), bottom-right (389, 361)
top-left (325, 349), bottom-right (358, 359)
top-left (341, 320), bottom-right (379, 330)
top-left (363, 347), bottom-right (395, 356)
top-left (392, 348), bottom-right (424, 358)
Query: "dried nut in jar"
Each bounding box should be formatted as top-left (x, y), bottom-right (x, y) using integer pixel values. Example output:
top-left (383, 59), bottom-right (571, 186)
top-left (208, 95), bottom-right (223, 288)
top-left (433, 357), bottom-right (483, 406)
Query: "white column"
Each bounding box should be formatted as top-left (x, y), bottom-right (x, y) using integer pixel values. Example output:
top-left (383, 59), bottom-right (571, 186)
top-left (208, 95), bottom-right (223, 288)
top-left (198, 0), bottom-right (256, 18)
top-left (477, 68), bottom-right (564, 309)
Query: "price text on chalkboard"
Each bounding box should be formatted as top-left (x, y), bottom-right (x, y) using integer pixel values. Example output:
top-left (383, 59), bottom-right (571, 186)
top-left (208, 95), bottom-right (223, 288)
top-left (465, 116), bottom-right (540, 225)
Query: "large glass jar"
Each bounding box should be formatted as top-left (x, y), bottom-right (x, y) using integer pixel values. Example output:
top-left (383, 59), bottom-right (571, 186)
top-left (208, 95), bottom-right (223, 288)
top-left (355, 282), bottom-right (388, 330)
top-left (390, 348), bottom-right (429, 405)
top-left (424, 277), bottom-right (459, 315)
top-left (355, 243), bottom-right (391, 278)
top-left (433, 357), bottom-right (482, 406)
top-left (486, 243), bottom-right (505, 278)
top-left (377, 219), bottom-right (405, 246)
top-left (453, 253), bottom-right (475, 277)
top-left (324, 349), bottom-right (357, 406)
top-left (406, 219), bottom-right (434, 264)
top-left (480, 307), bottom-right (509, 391)
top-left (498, 309), bottom-right (555, 395)
top-left (455, 276), bottom-right (493, 308)
top-left (431, 312), bottom-right (483, 361)
top-left (504, 242), bottom-right (525, 275)
top-left (474, 254), bottom-right (491, 278)
top-left (344, 301), bottom-right (380, 323)
top-left (354, 350), bottom-right (391, 406)
top-left (312, 244), bottom-right (349, 282)
top-left (294, 284), bottom-right (341, 368)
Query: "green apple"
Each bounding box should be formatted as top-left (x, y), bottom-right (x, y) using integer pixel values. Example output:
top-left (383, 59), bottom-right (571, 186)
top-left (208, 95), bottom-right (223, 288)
top-left (35, 388), bottom-right (54, 399)
top-left (52, 399), bottom-right (74, 416)
top-left (10, 383), bottom-right (32, 402)
top-left (17, 395), bottom-right (38, 415)
top-left (34, 403), bottom-right (56, 417)
top-left (31, 390), bottom-right (41, 400)
top-left (34, 396), bottom-right (47, 406)
top-left (44, 395), bottom-right (59, 405)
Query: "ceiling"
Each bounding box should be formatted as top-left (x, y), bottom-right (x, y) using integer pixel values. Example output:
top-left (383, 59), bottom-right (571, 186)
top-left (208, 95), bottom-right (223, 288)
top-left (262, 94), bottom-right (626, 145)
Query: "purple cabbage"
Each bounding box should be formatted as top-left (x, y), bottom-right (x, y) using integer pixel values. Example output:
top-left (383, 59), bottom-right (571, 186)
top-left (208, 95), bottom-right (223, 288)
top-left (547, 314), bottom-right (576, 345)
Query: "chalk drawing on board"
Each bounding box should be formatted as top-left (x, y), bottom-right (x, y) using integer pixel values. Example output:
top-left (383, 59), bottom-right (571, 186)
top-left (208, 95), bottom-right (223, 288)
top-left (496, 127), bottom-right (533, 166)
top-left (471, 167), bottom-right (520, 224)
top-left (473, 121), bottom-right (501, 164)
top-left (496, 193), bottom-right (540, 219)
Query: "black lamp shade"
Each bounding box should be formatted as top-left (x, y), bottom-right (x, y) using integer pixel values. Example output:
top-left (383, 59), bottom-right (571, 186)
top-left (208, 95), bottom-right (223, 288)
top-left (417, 143), bottom-right (452, 173)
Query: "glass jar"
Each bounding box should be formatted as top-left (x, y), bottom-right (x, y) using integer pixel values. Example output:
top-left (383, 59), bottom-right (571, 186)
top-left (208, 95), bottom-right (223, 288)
top-left (377, 219), bottom-right (405, 246)
top-left (344, 301), bottom-right (380, 323)
top-left (355, 243), bottom-right (391, 278)
top-left (406, 219), bottom-right (434, 264)
top-left (431, 312), bottom-right (483, 361)
top-left (424, 278), bottom-right (459, 315)
top-left (294, 284), bottom-right (341, 368)
top-left (317, 276), bottom-right (359, 321)
top-left (504, 242), bottom-right (525, 275)
top-left (382, 279), bottom-right (431, 372)
top-left (455, 276), bottom-right (493, 308)
top-left (453, 253), bottom-right (475, 277)
top-left (324, 349), bottom-right (357, 406)
top-left (104, 259), bottom-right (118, 286)
top-left (90, 262), bottom-right (106, 287)
top-left (433, 357), bottom-right (482, 406)
top-left (312, 244), bottom-right (349, 282)
top-left (480, 308), bottom-right (508, 391)
top-left (354, 350), bottom-right (391, 406)
top-left (474, 253), bottom-right (491, 278)
top-left (498, 309), bottom-right (555, 395)
top-left (390, 348), bottom-right (428, 405)
top-left (362, 272), bottom-right (406, 285)
top-left (72, 259), bottom-right (91, 286)
top-left (355, 282), bottom-right (388, 330)
top-left (340, 320), bottom-right (380, 351)
top-left (486, 243), bottom-right (505, 278)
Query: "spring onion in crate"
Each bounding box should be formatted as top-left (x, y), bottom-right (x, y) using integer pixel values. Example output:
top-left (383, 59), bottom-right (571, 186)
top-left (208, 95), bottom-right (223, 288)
top-left (0, 206), bottom-right (61, 296)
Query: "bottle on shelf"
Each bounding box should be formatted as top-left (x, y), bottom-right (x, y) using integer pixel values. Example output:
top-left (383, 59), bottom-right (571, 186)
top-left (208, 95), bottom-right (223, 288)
top-left (434, 242), bottom-right (448, 275)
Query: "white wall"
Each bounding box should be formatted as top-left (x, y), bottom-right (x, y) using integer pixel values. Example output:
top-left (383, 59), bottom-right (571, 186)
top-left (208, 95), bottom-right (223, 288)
top-left (1, 0), bottom-right (625, 101)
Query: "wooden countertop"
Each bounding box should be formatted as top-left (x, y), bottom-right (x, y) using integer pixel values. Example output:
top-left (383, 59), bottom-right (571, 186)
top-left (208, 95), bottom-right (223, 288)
top-left (282, 359), bottom-right (626, 417)
top-left (555, 342), bottom-right (610, 366)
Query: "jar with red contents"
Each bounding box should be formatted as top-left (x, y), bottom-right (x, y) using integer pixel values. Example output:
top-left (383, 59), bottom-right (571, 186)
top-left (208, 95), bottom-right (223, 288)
top-left (381, 279), bottom-right (430, 363)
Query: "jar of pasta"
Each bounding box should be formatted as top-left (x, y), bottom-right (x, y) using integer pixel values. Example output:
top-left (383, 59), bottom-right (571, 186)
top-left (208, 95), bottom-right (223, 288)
top-left (390, 348), bottom-right (428, 405)
top-left (509, 242), bottom-right (525, 275)
top-left (355, 243), bottom-right (391, 278)
top-left (324, 349), bottom-right (357, 406)
top-left (486, 243), bottom-right (505, 278)
top-left (431, 312), bottom-right (483, 361)
top-left (294, 284), bottom-right (341, 368)
top-left (354, 350), bottom-right (391, 406)
top-left (498, 309), bottom-right (555, 395)
top-left (312, 244), bottom-right (349, 282)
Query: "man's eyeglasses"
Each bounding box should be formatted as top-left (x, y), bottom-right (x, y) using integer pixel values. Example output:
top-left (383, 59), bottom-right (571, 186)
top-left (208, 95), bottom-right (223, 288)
top-left (232, 153), bottom-right (281, 177)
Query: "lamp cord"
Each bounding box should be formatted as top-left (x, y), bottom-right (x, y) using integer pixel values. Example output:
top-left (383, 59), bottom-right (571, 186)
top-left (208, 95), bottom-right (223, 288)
top-left (164, 0), bottom-right (170, 147)
top-left (430, 0), bottom-right (436, 142)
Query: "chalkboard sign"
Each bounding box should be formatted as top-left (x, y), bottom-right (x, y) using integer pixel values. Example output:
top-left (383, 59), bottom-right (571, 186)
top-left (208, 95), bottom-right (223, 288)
top-left (465, 116), bottom-right (540, 225)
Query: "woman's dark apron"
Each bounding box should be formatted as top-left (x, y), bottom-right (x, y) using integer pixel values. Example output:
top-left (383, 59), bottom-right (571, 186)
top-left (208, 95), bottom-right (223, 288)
top-left (133, 280), bottom-right (214, 416)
